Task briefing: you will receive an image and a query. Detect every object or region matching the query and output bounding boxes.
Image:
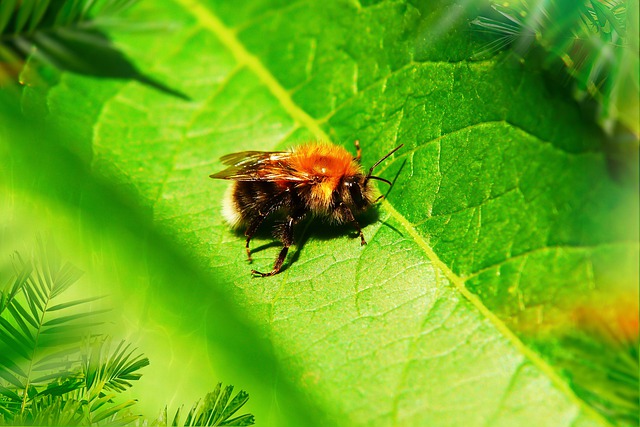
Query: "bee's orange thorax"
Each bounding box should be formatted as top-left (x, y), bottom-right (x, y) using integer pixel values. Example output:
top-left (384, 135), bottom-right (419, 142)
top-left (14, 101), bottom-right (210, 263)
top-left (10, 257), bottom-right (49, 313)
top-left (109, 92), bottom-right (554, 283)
top-left (290, 143), bottom-right (362, 208)
top-left (291, 143), bottom-right (361, 209)
top-left (291, 143), bottom-right (361, 179)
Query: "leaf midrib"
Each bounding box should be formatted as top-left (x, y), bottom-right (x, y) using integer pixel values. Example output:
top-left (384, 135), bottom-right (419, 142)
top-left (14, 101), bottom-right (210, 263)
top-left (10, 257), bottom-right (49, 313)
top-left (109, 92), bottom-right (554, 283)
top-left (167, 0), bottom-right (609, 424)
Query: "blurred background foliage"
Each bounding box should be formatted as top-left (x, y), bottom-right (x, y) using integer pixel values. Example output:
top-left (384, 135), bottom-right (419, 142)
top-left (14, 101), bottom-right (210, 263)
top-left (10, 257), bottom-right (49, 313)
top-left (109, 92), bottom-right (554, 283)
top-left (0, 239), bottom-right (255, 426)
top-left (472, 0), bottom-right (638, 141)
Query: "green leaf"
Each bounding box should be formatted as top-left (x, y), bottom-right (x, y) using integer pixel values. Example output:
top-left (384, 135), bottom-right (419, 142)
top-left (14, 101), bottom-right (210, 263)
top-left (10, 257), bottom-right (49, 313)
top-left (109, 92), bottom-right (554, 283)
top-left (89, 391), bottom-right (117, 413)
top-left (32, 346), bottom-right (82, 370)
top-left (91, 398), bottom-right (137, 423)
top-left (22, 276), bottom-right (45, 318)
top-left (0, 316), bottom-right (33, 351)
top-left (220, 414), bottom-right (255, 426)
top-left (171, 405), bottom-right (183, 427)
top-left (47, 295), bottom-right (104, 312)
top-left (26, 0), bottom-right (50, 33)
top-left (35, 376), bottom-right (83, 395)
top-left (0, 326), bottom-right (30, 359)
top-left (183, 401), bottom-right (198, 426)
top-left (15, 395), bottom-right (86, 426)
top-left (0, 243), bottom-right (125, 422)
top-left (0, 0), bottom-right (18, 35)
top-left (174, 384), bottom-right (255, 426)
top-left (0, 368), bottom-right (24, 389)
top-left (39, 322), bottom-right (103, 337)
top-left (32, 361), bottom-right (75, 372)
top-left (41, 309), bottom-right (108, 327)
top-left (4, 263), bottom-right (31, 309)
top-left (107, 414), bottom-right (145, 426)
top-left (218, 389), bottom-right (250, 424)
top-left (209, 385), bottom-right (231, 425)
top-left (3, 0), bottom-right (639, 426)
top-left (0, 384), bottom-right (21, 401)
top-left (49, 262), bottom-right (84, 298)
top-left (55, 0), bottom-right (83, 27)
top-left (6, 301), bottom-right (35, 340)
top-left (0, 353), bottom-right (27, 379)
top-left (13, 0), bottom-right (36, 34)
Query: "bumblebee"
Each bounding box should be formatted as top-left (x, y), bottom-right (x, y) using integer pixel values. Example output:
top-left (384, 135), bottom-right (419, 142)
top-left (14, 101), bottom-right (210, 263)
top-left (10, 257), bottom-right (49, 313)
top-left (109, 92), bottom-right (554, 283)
top-left (210, 141), bottom-right (402, 276)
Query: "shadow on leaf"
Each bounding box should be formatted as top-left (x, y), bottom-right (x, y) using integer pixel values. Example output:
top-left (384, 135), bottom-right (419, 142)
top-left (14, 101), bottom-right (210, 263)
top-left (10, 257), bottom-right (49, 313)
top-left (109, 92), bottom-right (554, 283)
top-left (0, 0), bottom-right (189, 100)
top-left (29, 28), bottom-right (190, 100)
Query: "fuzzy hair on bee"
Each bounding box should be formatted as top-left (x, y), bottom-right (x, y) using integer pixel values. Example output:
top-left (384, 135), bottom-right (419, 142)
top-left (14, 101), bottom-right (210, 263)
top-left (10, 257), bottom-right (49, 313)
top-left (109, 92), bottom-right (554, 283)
top-left (210, 141), bottom-right (403, 277)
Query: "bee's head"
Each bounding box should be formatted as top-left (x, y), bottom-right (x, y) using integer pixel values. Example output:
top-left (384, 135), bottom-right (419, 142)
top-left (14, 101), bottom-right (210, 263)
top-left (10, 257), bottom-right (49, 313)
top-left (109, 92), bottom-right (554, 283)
top-left (342, 175), bottom-right (371, 210)
top-left (342, 144), bottom-right (403, 210)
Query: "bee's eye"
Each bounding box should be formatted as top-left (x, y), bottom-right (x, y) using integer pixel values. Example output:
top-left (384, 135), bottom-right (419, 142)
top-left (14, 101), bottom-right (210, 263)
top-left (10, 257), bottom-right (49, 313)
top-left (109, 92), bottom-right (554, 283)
top-left (345, 178), bottom-right (366, 209)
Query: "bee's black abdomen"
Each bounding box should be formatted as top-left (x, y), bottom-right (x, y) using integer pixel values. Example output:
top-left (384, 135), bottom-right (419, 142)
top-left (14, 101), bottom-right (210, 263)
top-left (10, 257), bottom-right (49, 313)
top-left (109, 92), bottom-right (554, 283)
top-left (223, 181), bottom-right (287, 226)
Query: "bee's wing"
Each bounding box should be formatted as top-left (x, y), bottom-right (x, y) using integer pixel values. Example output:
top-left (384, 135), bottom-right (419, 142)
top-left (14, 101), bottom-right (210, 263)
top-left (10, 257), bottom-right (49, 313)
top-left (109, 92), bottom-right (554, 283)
top-left (210, 150), bottom-right (306, 182)
top-left (218, 151), bottom-right (276, 167)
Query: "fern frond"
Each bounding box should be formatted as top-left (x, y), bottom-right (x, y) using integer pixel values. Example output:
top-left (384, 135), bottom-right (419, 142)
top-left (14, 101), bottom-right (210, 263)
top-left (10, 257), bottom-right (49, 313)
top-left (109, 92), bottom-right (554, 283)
top-left (0, 262), bottom-right (31, 316)
top-left (0, 241), bottom-right (106, 421)
top-left (0, 243), bottom-right (153, 425)
top-left (169, 384), bottom-right (255, 427)
top-left (7, 395), bottom-right (85, 426)
top-left (81, 337), bottom-right (149, 397)
top-left (91, 397), bottom-right (138, 424)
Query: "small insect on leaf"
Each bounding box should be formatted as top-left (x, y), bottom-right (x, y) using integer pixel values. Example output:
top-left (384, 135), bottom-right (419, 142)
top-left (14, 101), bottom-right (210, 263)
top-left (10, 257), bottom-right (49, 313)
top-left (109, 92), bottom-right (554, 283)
top-left (210, 141), bottom-right (403, 277)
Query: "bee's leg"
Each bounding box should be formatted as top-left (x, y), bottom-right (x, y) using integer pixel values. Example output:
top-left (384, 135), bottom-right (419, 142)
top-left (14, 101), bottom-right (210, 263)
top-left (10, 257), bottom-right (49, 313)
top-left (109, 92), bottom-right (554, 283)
top-left (340, 202), bottom-right (366, 246)
top-left (354, 140), bottom-right (361, 162)
top-left (252, 210), bottom-right (306, 277)
top-left (244, 194), bottom-right (286, 262)
top-left (244, 216), bottom-right (264, 262)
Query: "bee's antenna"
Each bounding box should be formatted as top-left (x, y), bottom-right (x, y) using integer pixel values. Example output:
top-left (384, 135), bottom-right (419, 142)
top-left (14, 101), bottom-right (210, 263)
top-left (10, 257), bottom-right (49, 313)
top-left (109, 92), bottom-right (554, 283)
top-left (368, 175), bottom-right (392, 186)
top-left (365, 144), bottom-right (403, 184)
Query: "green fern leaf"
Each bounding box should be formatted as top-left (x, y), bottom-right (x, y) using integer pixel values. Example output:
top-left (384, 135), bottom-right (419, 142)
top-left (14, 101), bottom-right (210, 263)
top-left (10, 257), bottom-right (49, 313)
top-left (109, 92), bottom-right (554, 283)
top-left (47, 296), bottom-right (104, 312)
top-left (219, 414), bottom-right (255, 427)
top-left (170, 384), bottom-right (255, 427)
top-left (81, 338), bottom-right (149, 397)
top-left (0, 263), bottom-right (30, 316)
top-left (0, 0), bottom-right (18, 35)
top-left (0, 242), bottom-right (110, 422)
top-left (91, 396), bottom-right (138, 423)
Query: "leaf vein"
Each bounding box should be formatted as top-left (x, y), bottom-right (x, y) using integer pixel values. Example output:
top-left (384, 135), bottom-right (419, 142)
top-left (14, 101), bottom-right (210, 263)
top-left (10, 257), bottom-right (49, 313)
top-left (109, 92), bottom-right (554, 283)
top-left (380, 200), bottom-right (612, 426)
top-left (175, 0), bottom-right (329, 141)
